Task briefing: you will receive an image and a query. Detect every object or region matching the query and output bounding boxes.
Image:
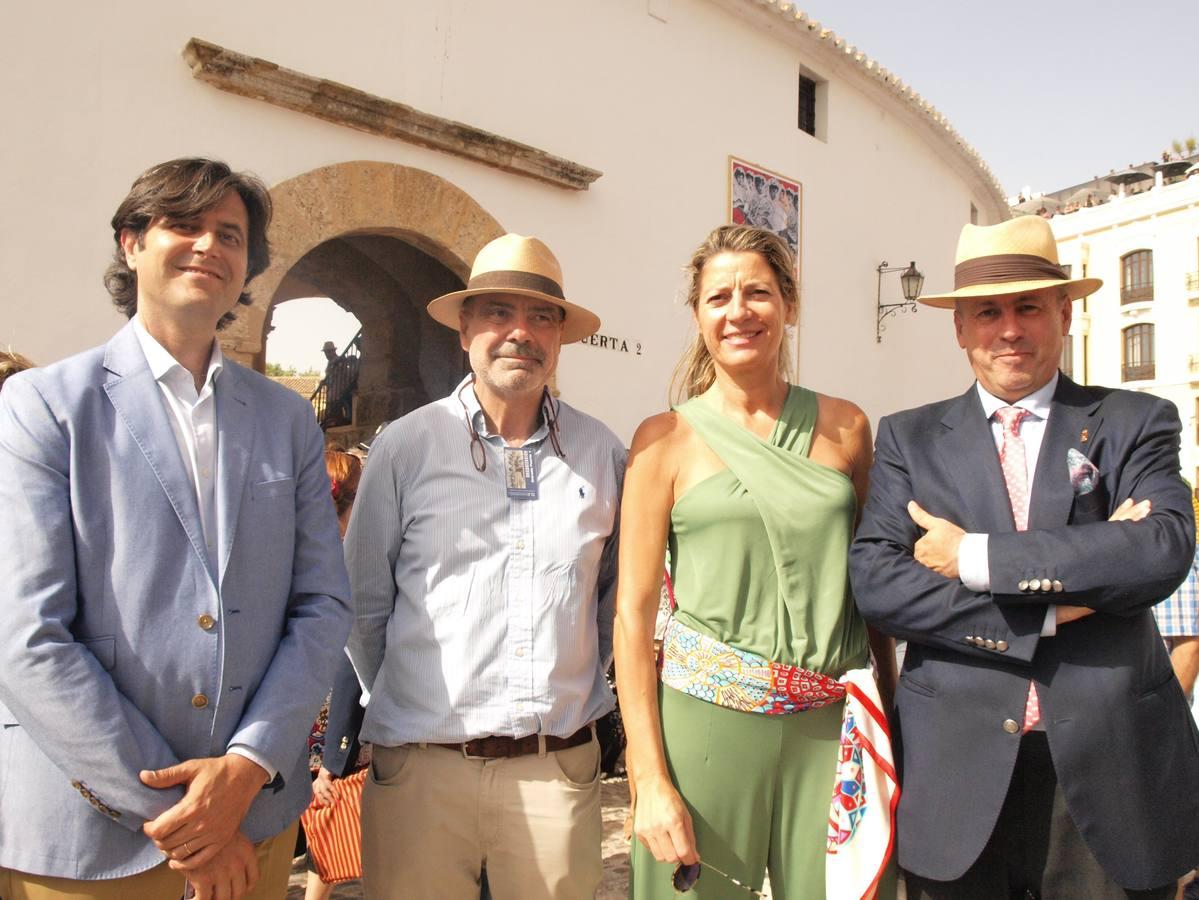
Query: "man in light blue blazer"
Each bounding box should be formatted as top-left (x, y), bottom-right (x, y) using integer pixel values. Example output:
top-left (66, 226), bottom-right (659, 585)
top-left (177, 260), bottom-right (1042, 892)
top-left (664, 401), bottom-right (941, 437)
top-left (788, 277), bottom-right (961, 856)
top-left (0, 159), bottom-right (352, 900)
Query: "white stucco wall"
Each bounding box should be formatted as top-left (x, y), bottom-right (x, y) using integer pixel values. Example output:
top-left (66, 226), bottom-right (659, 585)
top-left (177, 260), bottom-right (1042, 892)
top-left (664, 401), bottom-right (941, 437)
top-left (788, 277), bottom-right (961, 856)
top-left (2, 0), bottom-right (1003, 442)
top-left (1052, 176), bottom-right (1199, 485)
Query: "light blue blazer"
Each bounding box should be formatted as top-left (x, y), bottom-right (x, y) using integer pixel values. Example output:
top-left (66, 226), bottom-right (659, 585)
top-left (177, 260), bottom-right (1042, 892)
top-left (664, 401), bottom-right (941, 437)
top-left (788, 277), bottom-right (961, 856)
top-left (0, 322), bottom-right (352, 879)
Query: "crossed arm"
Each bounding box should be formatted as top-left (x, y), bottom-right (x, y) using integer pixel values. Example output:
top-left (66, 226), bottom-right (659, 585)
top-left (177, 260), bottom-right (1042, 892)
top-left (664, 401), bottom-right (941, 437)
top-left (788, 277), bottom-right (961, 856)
top-left (851, 406), bottom-right (1193, 658)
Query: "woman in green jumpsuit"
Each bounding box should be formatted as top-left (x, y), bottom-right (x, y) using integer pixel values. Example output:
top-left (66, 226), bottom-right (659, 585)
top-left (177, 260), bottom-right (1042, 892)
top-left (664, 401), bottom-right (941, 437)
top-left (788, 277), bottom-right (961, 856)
top-left (614, 226), bottom-right (896, 899)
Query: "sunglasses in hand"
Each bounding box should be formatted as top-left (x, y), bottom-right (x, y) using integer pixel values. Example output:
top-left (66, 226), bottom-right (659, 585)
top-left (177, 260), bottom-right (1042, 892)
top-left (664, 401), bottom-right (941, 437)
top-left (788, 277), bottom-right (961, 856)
top-left (672, 860), bottom-right (767, 896)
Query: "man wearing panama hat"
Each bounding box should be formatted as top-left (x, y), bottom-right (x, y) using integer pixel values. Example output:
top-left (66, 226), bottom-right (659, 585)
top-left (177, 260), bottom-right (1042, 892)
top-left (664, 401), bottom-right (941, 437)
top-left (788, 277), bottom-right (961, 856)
top-left (344, 234), bottom-right (624, 899)
top-left (851, 215), bottom-right (1199, 898)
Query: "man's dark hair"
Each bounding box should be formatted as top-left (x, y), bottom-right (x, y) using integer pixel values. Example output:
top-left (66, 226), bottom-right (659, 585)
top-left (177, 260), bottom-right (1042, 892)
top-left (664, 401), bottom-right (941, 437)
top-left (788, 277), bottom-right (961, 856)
top-left (104, 158), bottom-right (273, 330)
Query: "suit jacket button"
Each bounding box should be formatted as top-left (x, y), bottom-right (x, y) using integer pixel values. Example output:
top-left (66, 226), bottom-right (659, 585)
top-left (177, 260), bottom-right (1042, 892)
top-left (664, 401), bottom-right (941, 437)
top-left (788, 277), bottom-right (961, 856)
top-left (1018, 579), bottom-right (1029, 591)
top-left (197, 614), bottom-right (216, 631)
top-left (996, 640), bottom-right (1009, 652)
top-left (1039, 578), bottom-right (1053, 592)
top-left (1003, 719), bottom-right (1020, 734)
top-left (1052, 580), bottom-right (1064, 592)
top-left (191, 693), bottom-right (209, 709)
top-left (985, 639), bottom-right (997, 650)
top-left (964, 635), bottom-right (975, 644)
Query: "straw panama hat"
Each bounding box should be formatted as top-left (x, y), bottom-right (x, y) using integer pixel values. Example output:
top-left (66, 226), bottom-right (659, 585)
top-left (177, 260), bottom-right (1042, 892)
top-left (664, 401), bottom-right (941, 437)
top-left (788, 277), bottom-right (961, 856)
top-left (919, 215), bottom-right (1102, 309)
top-left (426, 234), bottom-right (602, 344)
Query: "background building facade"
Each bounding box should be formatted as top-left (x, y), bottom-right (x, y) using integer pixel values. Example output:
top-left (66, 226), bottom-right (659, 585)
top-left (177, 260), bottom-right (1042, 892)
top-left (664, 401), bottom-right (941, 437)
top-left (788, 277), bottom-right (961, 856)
top-left (1048, 169), bottom-right (1199, 488)
top-left (3, 0), bottom-right (1009, 443)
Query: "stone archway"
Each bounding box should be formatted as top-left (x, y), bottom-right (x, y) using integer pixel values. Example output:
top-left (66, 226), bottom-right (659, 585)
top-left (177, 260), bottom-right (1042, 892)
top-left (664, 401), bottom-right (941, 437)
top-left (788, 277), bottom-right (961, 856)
top-left (220, 160), bottom-right (504, 437)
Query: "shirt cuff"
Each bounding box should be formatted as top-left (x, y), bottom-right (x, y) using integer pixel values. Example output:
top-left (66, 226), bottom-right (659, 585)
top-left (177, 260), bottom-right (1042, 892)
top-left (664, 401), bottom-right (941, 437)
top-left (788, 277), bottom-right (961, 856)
top-left (227, 745), bottom-right (277, 783)
top-left (1040, 606), bottom-right (1058, 637)
top-left (958, 532), bottom-right (990, 592)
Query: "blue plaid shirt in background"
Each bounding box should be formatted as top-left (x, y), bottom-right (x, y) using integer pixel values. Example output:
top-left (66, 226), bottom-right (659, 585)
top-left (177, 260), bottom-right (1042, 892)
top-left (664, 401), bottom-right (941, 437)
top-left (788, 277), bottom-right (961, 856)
top-left (1155, 544), bottom-right (1199, 642)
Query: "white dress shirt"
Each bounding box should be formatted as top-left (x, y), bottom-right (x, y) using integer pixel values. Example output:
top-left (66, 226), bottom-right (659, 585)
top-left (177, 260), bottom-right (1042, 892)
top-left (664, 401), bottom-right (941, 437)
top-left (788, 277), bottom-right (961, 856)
top-left (958, 373), bottom-right (1058, 636)
top-left (132, 317), bottom-right (274, 778)
top-left (345, 376), bottom-right (625, 746)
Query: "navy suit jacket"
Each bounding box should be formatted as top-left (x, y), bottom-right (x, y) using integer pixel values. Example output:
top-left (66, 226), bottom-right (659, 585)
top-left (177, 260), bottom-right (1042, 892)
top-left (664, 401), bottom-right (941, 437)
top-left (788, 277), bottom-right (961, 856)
top-left (850, 375), bottom-right (1199, 889)
top-left (0, 322), bottom-right (352, 879)
top-left (321, 653), bottom-right (365, 777)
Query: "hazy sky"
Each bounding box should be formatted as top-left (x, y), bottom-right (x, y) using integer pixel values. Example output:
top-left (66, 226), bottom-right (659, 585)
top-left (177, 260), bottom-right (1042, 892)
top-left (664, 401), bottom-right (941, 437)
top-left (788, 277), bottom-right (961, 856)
top-left (268, 298), bottom-right (360, 372)
top-left (796, 0), bottom-right (1198, 196)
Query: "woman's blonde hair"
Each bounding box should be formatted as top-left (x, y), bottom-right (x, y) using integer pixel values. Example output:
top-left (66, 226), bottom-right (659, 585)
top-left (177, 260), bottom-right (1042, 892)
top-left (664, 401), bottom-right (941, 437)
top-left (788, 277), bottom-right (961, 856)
top-left (0, 350), bottom-right (35, 393)
top-left (670, 225), bottom-right (797, 402)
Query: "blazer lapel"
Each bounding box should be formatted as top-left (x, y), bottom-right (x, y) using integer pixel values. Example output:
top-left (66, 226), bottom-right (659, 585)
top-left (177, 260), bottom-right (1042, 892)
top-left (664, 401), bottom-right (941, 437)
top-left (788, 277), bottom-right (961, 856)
top-left (215, 364), bottom-right (255, 590)
top-left (1029, 375), bottom-right (1104, 529)
top-left (936, 385), bottom-right (1016, 533)
top-left (102, 324), bottom-right (212, 576)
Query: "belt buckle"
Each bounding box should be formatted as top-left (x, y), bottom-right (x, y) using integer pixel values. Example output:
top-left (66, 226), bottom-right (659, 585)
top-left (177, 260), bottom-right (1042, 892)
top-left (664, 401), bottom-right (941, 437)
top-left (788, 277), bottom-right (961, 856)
top-left (461, 738), bottom-right (489, 760)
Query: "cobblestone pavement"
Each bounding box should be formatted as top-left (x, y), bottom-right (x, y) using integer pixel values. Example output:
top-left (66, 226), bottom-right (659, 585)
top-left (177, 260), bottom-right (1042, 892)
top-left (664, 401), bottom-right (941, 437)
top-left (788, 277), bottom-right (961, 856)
top-left (287, 778), bottom-right (634, 899)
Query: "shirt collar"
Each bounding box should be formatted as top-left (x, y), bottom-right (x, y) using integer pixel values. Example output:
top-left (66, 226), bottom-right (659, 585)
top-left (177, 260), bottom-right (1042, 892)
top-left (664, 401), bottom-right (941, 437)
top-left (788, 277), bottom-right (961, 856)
top-left (133, 315), bottom-right (224, 391)
top-left (975, 371), bottom-right (1058, 422)
top-left (454, 374), bottom-right (549, 446)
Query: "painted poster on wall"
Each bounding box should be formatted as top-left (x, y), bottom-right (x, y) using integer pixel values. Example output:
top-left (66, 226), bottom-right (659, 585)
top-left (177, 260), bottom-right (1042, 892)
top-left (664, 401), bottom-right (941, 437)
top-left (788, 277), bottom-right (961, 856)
top-left (728, 156), bottom-right (801, 262)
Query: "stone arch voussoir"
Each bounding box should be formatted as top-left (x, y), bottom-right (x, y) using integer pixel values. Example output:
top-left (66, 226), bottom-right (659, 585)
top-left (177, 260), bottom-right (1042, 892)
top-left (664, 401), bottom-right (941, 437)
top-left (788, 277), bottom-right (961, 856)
top-left (222, 160), bottom-right (504, 366)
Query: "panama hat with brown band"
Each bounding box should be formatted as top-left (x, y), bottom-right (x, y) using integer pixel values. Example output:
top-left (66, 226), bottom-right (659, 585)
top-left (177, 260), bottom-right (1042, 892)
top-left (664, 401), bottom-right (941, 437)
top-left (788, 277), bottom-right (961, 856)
top-left (919, 215), bottom-right (1102, 309)
top-left (426, 233), bottom-right (602, 344)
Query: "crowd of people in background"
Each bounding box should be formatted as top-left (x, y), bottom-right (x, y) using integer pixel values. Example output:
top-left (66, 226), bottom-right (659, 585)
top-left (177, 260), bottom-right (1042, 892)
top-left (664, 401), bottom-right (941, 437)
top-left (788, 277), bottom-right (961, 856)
top-left (1, 157), bottom-right (1198, 900)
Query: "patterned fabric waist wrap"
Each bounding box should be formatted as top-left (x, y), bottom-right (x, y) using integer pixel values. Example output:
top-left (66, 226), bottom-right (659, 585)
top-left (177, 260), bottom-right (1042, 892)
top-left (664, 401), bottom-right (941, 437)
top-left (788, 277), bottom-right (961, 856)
top-left (659, 616), bottom-right (846, 714)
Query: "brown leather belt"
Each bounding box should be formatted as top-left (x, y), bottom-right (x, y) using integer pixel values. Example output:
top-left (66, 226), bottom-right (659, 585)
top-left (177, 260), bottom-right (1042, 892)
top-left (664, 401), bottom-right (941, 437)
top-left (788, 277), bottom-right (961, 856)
top-left (430, 724), bottom-right (592, 759)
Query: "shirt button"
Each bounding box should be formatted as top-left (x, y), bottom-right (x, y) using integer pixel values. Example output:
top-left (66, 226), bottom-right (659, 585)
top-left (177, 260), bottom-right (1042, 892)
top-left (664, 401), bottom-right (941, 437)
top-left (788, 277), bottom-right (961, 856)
top-left (200, 468), bottom-right (211, 478)
top-left (1002, 719), bottom-right (1020, 734)
top-left (515, 540), bottom-right (525, 550)
top-left (197, 614), bottom-right (216, 631)
top-left (515, 648), bottom-right (526, 658)
top-left (191, 693), bottom-right (210, 709)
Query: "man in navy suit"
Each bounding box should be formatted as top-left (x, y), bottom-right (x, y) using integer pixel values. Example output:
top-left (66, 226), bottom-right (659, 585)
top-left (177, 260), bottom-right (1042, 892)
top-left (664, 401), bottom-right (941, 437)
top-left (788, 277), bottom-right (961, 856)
top-left (0, 158), bottom-right (351, 899)
top-left (851, 216), bottom-right (1199, 898)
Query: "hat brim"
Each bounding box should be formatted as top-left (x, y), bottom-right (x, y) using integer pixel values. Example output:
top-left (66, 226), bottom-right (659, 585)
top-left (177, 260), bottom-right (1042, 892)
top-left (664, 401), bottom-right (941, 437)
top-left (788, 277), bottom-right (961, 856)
top-left (426, 287), bottom-right (601, 344)
top-left (918, 277), bottom-right (1103, 309)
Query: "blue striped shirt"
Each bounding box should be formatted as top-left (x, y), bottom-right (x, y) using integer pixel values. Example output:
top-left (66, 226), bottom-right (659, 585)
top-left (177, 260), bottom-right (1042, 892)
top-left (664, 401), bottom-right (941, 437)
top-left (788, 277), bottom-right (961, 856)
top-left (345, 377), bottom-right (625, 745)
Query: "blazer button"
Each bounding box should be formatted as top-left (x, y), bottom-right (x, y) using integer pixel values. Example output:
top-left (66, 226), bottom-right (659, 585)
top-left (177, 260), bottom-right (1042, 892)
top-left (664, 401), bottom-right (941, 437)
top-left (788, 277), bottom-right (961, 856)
top-left (1039, 578), bottom-right (1053, 592)
top-left (985, 639), bottom-right (997, 650)
top-left (996, 640), bottom-right (1009, 652)
top-left (340, 736), bottom-right (350, 750)
top-left (1018, 579), bottom-right (1029, 591)
top-left (191, 693), bottom-right (209, 709)
top-left (1052, 580), bottom-right (1064, 593)
top-left (964, 635), bottom-right (975, 644)
top-left (197, 614), bottom-right (216, 631)
top-left (1002, 719), bottom-right (1020, 734)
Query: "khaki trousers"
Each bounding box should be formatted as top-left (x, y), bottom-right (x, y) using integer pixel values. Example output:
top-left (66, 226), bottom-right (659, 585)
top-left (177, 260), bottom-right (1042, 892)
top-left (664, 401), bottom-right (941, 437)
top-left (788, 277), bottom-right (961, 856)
top-left (0, 821), bottom-right (298, 900)
top-left (361, 735), bottom-right (602, 900)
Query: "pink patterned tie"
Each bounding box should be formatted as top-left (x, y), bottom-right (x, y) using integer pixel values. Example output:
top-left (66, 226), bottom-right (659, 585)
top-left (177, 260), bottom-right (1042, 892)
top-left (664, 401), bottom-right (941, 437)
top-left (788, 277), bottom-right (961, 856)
top-left (994, 406), bottom-right (1040, 732)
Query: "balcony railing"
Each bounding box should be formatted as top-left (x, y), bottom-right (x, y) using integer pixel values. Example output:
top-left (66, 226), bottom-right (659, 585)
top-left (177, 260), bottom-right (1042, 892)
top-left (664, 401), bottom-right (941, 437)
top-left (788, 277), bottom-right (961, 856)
top-left (1121, 362), bottom-right (1155, 382)
top-left (1120, 284), bottom-right (1154, 304)
top-left (1186, 272), bottom-right (1199, 293)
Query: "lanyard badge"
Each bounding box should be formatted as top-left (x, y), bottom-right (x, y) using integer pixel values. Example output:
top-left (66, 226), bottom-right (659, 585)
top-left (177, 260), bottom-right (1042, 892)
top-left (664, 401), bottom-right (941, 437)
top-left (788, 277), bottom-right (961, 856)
top-left (504, 447), bottom-right (539, 501)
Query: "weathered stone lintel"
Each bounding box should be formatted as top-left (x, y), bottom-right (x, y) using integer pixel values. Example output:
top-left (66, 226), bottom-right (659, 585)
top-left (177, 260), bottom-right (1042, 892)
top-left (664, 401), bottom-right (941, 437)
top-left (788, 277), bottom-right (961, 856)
top-left (182, 38), bottom-right (602, 191)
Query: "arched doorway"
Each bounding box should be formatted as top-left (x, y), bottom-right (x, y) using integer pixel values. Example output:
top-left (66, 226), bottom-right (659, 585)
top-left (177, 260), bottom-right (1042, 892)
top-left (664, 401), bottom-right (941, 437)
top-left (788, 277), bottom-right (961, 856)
top-left (221, 161), bottom-right (504, 442)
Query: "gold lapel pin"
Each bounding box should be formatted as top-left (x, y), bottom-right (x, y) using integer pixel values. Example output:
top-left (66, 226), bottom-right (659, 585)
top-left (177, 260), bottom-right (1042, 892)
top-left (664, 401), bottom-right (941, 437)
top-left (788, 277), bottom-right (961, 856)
top-left (1080, 428), bottom-right (1089, 444)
